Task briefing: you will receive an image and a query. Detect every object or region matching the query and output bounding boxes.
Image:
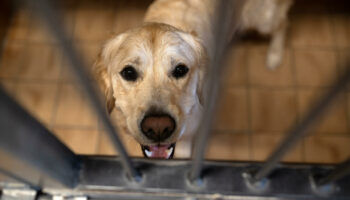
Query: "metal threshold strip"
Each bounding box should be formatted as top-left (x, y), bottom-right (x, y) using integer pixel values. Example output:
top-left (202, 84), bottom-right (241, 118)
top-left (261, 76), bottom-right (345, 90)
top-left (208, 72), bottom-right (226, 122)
top-left (33, 156), bottom-right (350, 200)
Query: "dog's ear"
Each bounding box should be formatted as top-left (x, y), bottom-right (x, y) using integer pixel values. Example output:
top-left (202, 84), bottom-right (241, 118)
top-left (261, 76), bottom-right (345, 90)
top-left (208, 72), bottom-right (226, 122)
top-left (93, 53), bottom-right (115, 114)
top-left (177, 31), bottom-right (208, 106)
top-left (93, 33), bottom-right (127, 114)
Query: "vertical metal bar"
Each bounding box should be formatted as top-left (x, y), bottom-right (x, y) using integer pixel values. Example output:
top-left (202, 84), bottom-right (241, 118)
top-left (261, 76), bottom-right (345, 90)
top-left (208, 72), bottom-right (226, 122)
top-left (316, 158), bottom-right (350, 186)
top-left (251, 65), bottom-right (350, 182)
top-left (18, 0), bottom-right (141, 181)
top-left (0, 87), bottom-right (80, 188)
top-left (188, 0), bottom-right (238, 183)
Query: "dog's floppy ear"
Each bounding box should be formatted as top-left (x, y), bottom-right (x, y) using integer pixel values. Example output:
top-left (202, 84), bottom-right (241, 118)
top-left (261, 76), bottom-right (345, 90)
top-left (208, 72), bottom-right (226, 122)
top-left (93, 33), bottom-right (127, 114)
top-left (177, 31), bottom-right (208, 106)
top-left (93, 53), bottom-right (115, 114)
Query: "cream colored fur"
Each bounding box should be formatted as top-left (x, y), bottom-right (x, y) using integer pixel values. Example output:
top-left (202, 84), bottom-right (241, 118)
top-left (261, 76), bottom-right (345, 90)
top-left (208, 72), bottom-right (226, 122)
top-left (94, 0), bottom-right (293, 158)
top-left (239, 0), bottom-right (293, 69)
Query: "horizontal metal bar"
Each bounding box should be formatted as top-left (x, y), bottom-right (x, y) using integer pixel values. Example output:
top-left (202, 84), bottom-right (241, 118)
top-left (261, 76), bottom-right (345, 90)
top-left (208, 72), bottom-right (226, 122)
top-left (251, 63), bottom-right (350, 182)
top-left (30, 156), bottom-right (350, 200)
top-left (0, 87), bottom-right (80, 188)
top-left (316, 158), bottom-right (350, 186)
top-left (19, 0), bottom-right (141, 182)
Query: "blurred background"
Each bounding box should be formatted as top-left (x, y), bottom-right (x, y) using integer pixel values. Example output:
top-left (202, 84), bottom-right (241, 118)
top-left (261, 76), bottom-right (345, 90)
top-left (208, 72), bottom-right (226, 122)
top-left (0, 0), bottom-right (349, 164)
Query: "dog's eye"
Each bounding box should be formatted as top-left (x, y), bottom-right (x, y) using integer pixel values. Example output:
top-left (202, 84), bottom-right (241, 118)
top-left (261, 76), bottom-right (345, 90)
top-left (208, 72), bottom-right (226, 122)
top-left (172, 64), bottom-right (189, 79)
top-left (120, 65), bottom-right (138, 81)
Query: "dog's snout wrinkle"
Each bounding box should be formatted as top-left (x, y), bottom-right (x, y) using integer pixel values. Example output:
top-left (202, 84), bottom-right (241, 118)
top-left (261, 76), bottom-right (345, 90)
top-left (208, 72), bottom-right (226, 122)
top-left (141, 113), bottom-right (175, 142)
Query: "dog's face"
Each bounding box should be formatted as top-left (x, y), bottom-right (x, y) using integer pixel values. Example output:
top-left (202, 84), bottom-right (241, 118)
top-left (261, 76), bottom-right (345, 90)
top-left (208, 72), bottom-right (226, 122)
top-left (95, 23), bottom-right (207, 159)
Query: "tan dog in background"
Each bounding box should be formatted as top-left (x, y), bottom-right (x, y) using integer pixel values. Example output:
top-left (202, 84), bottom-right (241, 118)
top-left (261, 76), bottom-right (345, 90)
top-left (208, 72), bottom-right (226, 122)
top-left (239, 0), bottom-right (293, 69)
top-left (94, 0), bottom-right (293, 159)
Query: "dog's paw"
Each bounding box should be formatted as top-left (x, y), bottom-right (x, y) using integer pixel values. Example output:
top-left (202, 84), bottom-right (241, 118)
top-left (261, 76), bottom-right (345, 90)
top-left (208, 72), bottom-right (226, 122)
top-left (266, 51), bottom-right (282, 70)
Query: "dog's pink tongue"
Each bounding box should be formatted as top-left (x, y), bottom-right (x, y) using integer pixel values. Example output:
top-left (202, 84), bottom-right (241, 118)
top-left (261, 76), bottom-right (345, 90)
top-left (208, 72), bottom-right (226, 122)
top-left (149, 145), bottom-right (170, 159)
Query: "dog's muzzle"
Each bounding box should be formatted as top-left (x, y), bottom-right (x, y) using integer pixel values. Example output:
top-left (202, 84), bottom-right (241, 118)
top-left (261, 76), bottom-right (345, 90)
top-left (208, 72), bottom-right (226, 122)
top-left (139, 112), bottom-right (176, 159)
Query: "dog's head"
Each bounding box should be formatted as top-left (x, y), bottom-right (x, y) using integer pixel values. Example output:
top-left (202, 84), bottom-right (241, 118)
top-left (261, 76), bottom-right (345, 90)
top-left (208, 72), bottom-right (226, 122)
top-left (94, 23), bottom-right (207, 159)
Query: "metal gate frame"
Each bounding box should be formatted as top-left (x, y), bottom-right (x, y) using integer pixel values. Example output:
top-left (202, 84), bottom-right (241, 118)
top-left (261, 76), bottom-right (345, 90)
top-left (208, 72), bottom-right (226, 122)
top-left (1, 0), bottom-right (350, 199)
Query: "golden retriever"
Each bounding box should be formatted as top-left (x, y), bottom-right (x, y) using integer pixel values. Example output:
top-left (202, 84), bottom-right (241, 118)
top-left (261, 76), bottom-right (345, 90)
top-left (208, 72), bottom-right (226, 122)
top-left (94, 0), bottom-right (293, 159)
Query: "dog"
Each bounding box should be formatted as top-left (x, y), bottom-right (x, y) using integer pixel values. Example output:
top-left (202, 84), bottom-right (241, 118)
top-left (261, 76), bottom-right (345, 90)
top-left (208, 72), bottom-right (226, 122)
top-left (94, 0), bottom-right (293, 159)
top-left (239, 0), bottom-right (293, 69)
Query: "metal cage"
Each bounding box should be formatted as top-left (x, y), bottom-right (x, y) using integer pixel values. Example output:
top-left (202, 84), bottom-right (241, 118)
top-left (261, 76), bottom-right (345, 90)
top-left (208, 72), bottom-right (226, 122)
top-left (0, 0), bottom-right (349, 199)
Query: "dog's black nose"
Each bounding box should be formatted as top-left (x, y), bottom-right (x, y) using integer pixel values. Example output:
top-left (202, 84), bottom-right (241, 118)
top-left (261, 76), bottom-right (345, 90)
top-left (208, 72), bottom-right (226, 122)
top-left (140, 113), bottom-right (175, 142)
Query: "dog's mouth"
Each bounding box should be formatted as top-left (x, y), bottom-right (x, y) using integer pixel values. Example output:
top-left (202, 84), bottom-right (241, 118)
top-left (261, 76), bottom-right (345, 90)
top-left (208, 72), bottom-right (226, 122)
top-left (141, 143), bottom-right (176, 159)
